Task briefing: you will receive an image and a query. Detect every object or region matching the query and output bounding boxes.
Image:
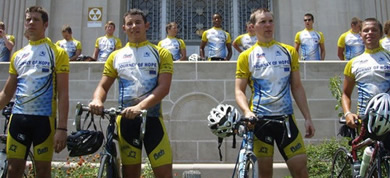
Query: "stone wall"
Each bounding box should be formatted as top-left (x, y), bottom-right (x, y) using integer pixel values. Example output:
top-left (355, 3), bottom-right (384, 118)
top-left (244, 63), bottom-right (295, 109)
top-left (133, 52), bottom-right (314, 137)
top-left (0, 61), bottom-right (356, 163)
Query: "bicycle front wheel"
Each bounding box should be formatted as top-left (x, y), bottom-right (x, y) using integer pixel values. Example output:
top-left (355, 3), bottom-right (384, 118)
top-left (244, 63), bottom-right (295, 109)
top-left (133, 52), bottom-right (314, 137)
top-left (24, 151), bottom-right (36, 178)
top-left (236, 153), bottom-right (258, 178)
top-left (97, 154), bottom-right (119, 178)
top-left (331, 147), bottom-right (353, 178)
top-left (366, 155), bottom-right (390, 178)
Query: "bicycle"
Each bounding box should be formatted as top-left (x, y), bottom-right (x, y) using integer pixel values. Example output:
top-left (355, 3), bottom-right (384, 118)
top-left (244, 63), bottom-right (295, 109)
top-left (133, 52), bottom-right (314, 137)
top-left (0, 102), bottom-right (36, 178)
top-left (74, 102), bottom-right (147, 178)
top-left (331, 116), bottom-right (390, 178)
top-left (233, 115), bottom-right (290, 178)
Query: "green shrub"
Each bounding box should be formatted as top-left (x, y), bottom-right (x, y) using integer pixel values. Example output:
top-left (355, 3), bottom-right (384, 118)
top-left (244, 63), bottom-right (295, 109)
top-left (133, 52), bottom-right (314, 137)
top-left (284, 138), bottom-right (350, 178)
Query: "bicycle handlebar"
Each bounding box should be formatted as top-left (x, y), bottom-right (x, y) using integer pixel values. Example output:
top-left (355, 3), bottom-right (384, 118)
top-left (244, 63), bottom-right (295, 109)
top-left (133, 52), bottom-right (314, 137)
top-left (74, 102), bottom-right (147, 131)
top-left (239, 115), bottom-right (290, 138)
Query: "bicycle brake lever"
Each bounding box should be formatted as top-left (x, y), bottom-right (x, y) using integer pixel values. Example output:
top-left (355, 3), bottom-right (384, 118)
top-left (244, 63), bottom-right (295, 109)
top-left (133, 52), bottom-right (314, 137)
top-left (284, 115), bottom-right (291, 138)
top-left (139, 110), bottom-right (147, 141)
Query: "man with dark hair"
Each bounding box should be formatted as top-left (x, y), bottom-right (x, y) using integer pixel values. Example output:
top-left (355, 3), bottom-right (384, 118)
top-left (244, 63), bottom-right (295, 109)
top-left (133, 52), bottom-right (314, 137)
top-left (0, 6), bottom-right (69, 177)
top-left (200, 13), bottom-right (232, 61)
top-left (337, 17), bottom-right (364, 60)
top-left (56, 25), bottom-right (82, 61)
top-left (89, 8), bottom-right (173, 178)
top-left (294, 13), bottom-right (326, 60)
top-left (92, 21), bottom-right (122, 61)
top-left (0, 21), bottom-right (15, 62)
top-left (342, 17), bottom-right (390, 177)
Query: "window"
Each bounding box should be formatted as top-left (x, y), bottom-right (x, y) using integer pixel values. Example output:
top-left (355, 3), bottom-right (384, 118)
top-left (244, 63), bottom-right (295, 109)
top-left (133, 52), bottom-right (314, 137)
top-left (128, 0), bottom-right (271, 43)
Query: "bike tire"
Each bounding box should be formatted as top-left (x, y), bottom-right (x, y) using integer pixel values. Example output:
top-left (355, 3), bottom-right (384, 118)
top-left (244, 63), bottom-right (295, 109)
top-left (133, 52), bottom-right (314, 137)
top-left (97, 154), bottom-right (119, 178)
top-left (366, 155), bottom-right (390, 178)
top-left (24, 151), bottom-right (36, 178)
top-left (236, 153), bottom-right (258, 178)
top-left (331, 147), bottom-right (353, 178)
top-left (0, 151), bottom-right (7, 178)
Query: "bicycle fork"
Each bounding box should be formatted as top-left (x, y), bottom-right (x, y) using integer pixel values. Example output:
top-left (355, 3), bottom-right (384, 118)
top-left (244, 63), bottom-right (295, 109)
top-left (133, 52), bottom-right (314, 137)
top-left (238, 131), bottom-right (255, 177)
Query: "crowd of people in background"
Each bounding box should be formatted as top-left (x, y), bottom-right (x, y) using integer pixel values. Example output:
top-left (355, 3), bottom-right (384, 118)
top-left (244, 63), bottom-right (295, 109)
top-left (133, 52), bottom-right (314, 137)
top-left (0, 12), bottom-right (390, 62)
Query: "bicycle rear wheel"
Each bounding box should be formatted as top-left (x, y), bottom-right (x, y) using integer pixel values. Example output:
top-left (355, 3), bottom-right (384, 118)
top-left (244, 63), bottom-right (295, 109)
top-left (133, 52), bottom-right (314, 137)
top-left (236, 153), bottom-right (258, 178)
top-left (331, 147), bottom-right (353, 178)
top-left (97, 154), bottom-right (119, 178)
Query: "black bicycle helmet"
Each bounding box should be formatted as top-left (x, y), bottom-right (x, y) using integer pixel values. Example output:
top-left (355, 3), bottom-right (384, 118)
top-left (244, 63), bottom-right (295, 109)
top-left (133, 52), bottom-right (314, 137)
top-left (67, 130), bottom-right (104, 157)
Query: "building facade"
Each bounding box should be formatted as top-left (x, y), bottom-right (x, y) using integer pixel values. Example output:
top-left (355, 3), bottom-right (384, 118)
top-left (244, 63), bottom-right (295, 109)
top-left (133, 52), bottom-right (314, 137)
top-left (0, 0), bottom-right (389, 60)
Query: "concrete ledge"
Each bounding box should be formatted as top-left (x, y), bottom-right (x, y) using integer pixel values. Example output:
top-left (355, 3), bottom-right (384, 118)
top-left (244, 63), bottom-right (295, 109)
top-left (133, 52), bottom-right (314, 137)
top-left (51, 162), bottom-right (290, 177)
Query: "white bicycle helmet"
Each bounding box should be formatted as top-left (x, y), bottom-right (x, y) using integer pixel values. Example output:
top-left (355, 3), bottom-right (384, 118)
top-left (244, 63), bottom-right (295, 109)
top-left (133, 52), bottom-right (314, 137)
top-left (188, 54), bottom-right (200, 61)
top-left (364, 93), bottom-right (390, 137)
top-left (207, 104), bottom-right (241, 138)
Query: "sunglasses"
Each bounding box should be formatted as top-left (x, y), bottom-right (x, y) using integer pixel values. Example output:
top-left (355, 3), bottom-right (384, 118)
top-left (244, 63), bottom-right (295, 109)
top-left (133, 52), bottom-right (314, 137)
top-left (304, 19), bottom-right (312, 22)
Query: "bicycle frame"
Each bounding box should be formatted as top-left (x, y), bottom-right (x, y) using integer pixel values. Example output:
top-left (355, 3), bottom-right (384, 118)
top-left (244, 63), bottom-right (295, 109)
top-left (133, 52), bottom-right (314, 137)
top-left (233, 115), bottom-right (287, 178)
top-left (74, 102), bottom-right (147, 178)
top-left (332, 117), bottom-right (390, 178)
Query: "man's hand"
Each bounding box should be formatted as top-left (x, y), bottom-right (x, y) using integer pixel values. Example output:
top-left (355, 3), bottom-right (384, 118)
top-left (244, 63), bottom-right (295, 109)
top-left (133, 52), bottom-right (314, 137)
top-left (345, 113), bottom-right (359, 129)
top-left (54, 130), bottom-right (67, 153)
top-left (121, 105), bottom-right (143, 119)
top-left (89, 99), bottom-right (104, 115)
top-left (305, 119), bottom-right (315, 138)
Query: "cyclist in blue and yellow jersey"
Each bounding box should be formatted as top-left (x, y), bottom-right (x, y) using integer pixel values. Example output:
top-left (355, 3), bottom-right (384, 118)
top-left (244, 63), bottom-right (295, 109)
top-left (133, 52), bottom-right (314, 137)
top-left (337, 17), bottom-right (365, 61)
top-left (294, 13), bottom-right (325, 61)
top-left (0, 21), bottom-right (15, 62)
top-left (235, 8), bottom-right (315, 178)
top-left (380, 20), bottom-right (390, 51)
top-left (92, 21), bottom-right (122, 61)
top-left (342, 18), bottom-right (390, 129)
top-left (232, 21), bottom-right (257, 53)
top-left (0, 6), bottom-right (69, 178)
top-left (200, 13), bottom-right (232, 61)
top-left (342, 18), bottom-right (390, 175)
top-left (56, 25), bottom-right (82, 61)
top-left (89, 8), bottom-right (173, 178)
top-left (158, 22), bottom-right (187, 61)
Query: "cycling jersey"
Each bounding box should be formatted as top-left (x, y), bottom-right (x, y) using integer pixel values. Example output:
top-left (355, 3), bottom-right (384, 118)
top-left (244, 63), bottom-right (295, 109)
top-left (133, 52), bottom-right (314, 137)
top-left (234, 33), bottom-right (257, 51)
top-left (344, 47), bottom-right (390, 115)
top-left (0, 34), bottom-right (15, 62)
top-left (236, 40), bottom-right (299, 115)
top-left (381, 36), bottom-right (390, 51)
top-left (95, 35), bottom-right (122, 61)
top-left (9, 37), bottom-right (69, 116)
top-left (337, 30), bottom-right (365, 60)
top-left (157, 36), bottom-right (186, 61)
top-left (55, 38), bottom-right (82, 58)
top-left (201, 27), bottom-right (231, 60)
top-left (294, 28), bottom-right (324, 60)
top-left (103, 41), bottom-right (173, 166)
top-left (7, 37), bottom-right (69, 161)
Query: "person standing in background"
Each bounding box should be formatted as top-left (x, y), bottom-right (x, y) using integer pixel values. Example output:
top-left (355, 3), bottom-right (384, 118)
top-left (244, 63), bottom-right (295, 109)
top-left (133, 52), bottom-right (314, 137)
top-left (92, 21), bottom-right (122, 61)
top-left (56, 25), bottom-right (82, 61)
top-left (0, 21), bottom-right (15, 62)
top-left (380, 20), bottom-right (390, 51)
top-left (200, 13), bottom-right (232, 61)
top-left (158, 22), bottom-right (187, 61)
top-left (294, 13), bottom-right (325, 60)
top-left (232, 21), bottom-right (257, 53)
top-left (337, 17), bottom-right (364, 61)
